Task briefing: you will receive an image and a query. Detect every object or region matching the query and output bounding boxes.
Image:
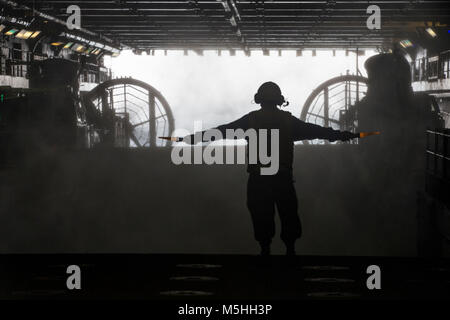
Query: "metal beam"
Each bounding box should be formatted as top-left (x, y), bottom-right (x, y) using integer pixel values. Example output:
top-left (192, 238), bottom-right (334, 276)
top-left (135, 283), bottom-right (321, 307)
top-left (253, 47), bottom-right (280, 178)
top-left (15, 0), bottom-right (450, 50)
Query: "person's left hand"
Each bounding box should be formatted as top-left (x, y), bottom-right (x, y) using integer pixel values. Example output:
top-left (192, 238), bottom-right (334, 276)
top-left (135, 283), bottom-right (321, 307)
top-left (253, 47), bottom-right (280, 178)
top-left (341, 131), bottom-right (359, 141)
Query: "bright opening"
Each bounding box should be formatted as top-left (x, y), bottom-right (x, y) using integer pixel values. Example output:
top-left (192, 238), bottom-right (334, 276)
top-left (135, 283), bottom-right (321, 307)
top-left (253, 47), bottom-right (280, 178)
top-left (105, 49), bottom-right (377, 136)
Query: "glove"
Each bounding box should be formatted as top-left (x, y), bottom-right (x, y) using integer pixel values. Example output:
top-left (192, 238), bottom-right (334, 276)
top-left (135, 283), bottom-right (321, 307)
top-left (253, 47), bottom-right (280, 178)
top-left (340, 131), bottom-right (359, 141)
top-left (183, 132), bottom-right (213, 144)
top-left (183, 134), bottom-right (196, 144)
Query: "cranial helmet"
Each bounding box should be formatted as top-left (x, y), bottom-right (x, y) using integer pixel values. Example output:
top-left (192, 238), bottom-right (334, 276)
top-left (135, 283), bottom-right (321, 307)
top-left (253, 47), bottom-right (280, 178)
top-left (254, 81), bottom-right (286, 106)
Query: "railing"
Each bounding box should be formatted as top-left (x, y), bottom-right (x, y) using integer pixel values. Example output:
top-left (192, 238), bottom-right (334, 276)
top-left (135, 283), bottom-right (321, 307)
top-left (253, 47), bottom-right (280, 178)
top-left (412, 50), bottom-right (450, 83)
top-left (0, 43), bottom-right (45, 78)
top-left (427, 129), bottom-right (449, 179)
top-left (0, 44), bottom-right (111, 85)
top-left (79, 65), bottom-right (112, 84)
top-left (426, 129), bottom-right (450, 206)
top-left (441, 51), bottom-right (450, 80)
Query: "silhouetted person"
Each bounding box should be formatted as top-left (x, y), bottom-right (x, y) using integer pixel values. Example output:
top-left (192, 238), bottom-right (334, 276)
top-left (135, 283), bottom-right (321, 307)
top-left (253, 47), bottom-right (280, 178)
top-left (185, 82), bottom-right (358, 256)
top-left (354, 53), bottom-right (443, 196)
top-left (353, 53), bottom-right (444, 256)
top-left (357, 52), bottom-right (443, 156)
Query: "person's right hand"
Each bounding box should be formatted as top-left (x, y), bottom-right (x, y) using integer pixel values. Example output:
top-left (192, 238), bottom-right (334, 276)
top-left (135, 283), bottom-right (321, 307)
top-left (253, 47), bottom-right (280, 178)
top-left (183, 134), bottom-right (196, 144)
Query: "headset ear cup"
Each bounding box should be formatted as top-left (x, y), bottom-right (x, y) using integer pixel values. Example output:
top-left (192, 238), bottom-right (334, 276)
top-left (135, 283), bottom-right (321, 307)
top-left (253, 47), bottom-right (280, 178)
top-left (279, 95), bottom-right (285, 106)
top-left (254, 93), bottom-right (260, 104)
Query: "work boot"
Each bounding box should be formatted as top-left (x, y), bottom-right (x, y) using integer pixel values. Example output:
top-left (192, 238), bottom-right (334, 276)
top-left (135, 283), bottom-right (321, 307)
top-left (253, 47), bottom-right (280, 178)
top-left (285, 242), bottom-right (296, 256)
top-left (259, 241), bottom-right (271, 256)
top-left (283, 242), bottom-right (297, 268)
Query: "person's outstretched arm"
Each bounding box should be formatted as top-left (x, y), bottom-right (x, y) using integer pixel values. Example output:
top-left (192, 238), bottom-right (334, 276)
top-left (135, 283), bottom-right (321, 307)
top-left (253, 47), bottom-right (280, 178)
top-left (291, 116), bottom-right (358, 142)
top-left (183, 114), bottom-right (250, 144)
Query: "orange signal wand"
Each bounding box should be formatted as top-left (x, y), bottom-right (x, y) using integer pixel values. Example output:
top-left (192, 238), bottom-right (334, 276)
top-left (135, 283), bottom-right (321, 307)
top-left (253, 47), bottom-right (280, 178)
top-left (159, 136), bottom-right (183, 142)
top-left (358, 131), bottom-right (381, 138)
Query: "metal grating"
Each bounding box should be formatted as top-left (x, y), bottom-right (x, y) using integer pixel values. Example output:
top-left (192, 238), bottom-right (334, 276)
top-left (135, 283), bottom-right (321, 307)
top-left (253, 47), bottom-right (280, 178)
top-left (16, 0), bottom-right (450, 51)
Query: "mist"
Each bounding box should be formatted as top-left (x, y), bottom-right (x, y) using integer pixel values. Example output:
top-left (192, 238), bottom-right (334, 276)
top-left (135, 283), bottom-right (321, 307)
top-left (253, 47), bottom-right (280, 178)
top-left (0, 49), bottom-right (424, 257)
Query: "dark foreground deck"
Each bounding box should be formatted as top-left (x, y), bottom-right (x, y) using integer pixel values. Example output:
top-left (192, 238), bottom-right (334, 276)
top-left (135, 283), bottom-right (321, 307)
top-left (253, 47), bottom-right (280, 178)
top-left (0, 254), bottom-right (449, 301)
